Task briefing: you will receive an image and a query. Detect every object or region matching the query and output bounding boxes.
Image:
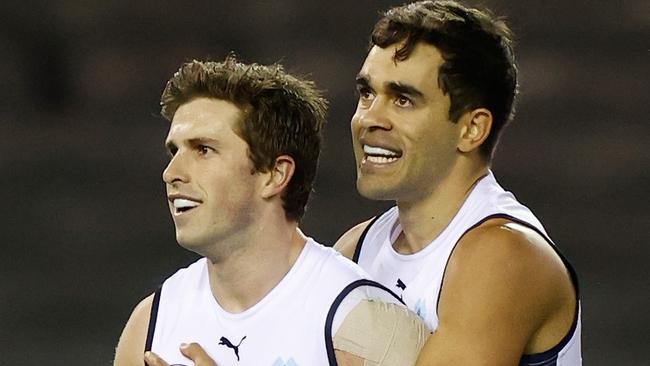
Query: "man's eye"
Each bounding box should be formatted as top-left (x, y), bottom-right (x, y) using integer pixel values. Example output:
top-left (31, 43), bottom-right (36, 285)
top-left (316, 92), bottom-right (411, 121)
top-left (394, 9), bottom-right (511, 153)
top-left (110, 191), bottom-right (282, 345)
top-left (358, 88), bottom-right (375, 101)
top-left (198, 145), bottom-right (212, 155)
top-left (395, 96), bottom-right (412, 107)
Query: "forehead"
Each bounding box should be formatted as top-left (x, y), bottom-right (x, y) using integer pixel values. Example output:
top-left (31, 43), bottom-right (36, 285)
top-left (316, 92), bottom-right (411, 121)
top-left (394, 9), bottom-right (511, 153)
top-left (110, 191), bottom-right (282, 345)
top-left (168, 97), bottom-right (242, 138)
top-left (359, 42), bottom-right (445, 92)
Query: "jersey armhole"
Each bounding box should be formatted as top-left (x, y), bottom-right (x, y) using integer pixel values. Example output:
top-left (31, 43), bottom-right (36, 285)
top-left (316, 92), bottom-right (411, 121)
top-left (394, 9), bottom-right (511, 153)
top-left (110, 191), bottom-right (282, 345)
top-left (352, 215), bottom-right (382, 263)
top-left (323, 279), bottom-right (404, 366)
top-left (144, 287), bottom-right (162, 353)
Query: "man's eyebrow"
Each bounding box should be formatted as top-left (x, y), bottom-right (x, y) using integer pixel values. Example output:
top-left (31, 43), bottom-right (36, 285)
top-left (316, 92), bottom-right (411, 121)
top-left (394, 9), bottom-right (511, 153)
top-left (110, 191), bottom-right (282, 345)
top-left (355, 74), bottom-right (424, 100)
top-left (355, 74), bottom-right (371, 88)
top-left (188, 137), bottom-right (218, 145)
top-left (386, 81), bottom-right (424, 99)
top-left (165, 137), bottom-right (219, 150)
top-left (164, 140), bottom-right (176, 153)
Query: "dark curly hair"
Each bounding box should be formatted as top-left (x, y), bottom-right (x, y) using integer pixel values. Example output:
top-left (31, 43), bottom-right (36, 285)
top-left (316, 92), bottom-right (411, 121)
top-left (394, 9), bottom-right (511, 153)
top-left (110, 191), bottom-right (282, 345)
top-left (371, 0), bottom-right (518, 160)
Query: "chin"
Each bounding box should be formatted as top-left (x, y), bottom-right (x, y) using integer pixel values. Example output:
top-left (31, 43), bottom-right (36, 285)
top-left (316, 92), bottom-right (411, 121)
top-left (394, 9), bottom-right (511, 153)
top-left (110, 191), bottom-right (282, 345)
top-left (175, 233), bottom-right (207, 253)
top-left (356, 180), bottom-right (395, 201)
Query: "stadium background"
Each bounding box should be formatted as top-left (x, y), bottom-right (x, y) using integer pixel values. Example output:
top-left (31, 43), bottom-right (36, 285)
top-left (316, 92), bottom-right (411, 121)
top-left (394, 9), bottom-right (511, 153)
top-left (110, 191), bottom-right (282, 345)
top-left (1, 0), bottom-right (647, 364)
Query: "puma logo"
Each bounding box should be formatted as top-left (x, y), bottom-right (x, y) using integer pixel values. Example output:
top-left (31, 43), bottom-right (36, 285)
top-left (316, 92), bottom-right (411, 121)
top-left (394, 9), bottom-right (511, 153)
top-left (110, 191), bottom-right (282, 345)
top-left (219, 336), bottom-right (247, 361)
top-left (396, 278), bottom-right (406, 291)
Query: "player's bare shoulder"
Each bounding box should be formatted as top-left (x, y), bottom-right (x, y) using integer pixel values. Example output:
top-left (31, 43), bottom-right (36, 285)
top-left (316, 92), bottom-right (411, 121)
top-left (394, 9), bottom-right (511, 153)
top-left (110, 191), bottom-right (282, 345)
top-left (450, 218), bottom-right (575, 300)
top-left (334, 218), bottom-right (373, 260)
top-left (440, 218), bottom-right (577, 355)
top-left (114, 294), bottom-right (154, 366)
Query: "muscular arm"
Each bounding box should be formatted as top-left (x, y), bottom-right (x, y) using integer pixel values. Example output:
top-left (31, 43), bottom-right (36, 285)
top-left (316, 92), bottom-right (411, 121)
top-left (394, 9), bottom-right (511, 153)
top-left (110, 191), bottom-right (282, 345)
top-left (114, 294), bottom-right (154, 366)
top-left (416, 221), bottom-right (577, 365)
top-left (333, 219), bottom-right (372, 260)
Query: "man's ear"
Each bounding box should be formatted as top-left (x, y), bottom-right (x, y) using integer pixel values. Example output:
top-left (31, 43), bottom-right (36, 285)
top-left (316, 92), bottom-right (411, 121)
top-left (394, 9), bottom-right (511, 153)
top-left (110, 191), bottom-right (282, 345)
top-left (261, 155), bottom-right (295, 199)
top-left (457, 108), bottom-right (492, 153)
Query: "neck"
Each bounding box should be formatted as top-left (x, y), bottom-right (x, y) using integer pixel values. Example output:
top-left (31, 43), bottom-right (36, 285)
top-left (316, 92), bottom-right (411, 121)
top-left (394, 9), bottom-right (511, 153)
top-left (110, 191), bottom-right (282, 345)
top-left (204, 214), bottom-right (306, 313)
top-left (394, 160), bottom-right (488, 254)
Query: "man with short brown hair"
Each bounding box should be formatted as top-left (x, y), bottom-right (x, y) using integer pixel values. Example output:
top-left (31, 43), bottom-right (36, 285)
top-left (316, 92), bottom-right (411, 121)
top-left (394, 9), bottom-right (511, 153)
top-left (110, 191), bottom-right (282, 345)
top-left (114, 56), bottom-right (427, 366)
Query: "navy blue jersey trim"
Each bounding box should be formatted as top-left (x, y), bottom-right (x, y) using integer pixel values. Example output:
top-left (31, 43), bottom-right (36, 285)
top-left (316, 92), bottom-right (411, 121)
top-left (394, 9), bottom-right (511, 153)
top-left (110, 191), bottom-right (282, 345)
top-left (324, 279), bottom-right (404, 365)
top-left (352, 214), bottom-right (383, 263)
top-left (437, 213), bottom-right (580, 364)
top-left (144, 287), bottom-right (162, 354)
top-left (503, 217), bottom-right (580, 364)
top-left (520, 352), bottom-right (559, 365)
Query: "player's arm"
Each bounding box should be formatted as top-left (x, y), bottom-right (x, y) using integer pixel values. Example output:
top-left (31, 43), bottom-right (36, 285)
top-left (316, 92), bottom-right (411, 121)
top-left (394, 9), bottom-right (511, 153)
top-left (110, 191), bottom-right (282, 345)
top-left (333, 219), bottom-right (372, 259)
top-left (114, 294), bottom-right (154, 366)
top-left (335, 299), bottom-right (429, 365)
top-left (416, 221), bottom-right (576, 365)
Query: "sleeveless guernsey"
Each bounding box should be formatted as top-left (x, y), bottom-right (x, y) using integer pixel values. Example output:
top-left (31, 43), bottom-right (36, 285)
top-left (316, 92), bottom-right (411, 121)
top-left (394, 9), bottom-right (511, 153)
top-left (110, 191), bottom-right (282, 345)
top-left (146, 238), bottom-right (402, 366)
top-left (353, 171), bottom-right (582, 366)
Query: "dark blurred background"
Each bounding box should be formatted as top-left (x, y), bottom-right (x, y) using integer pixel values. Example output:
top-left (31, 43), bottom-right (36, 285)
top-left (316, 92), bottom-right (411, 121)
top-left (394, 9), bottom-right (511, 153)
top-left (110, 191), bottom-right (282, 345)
top-left (0, 0), bottom-right (647, 364)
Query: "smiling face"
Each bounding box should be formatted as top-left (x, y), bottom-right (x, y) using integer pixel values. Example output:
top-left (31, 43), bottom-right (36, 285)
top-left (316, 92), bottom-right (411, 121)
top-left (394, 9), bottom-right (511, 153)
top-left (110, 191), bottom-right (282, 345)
top-left (163, 97), bottom-right (265, 253)
top-left (351, 42), bottom-right (463, 203)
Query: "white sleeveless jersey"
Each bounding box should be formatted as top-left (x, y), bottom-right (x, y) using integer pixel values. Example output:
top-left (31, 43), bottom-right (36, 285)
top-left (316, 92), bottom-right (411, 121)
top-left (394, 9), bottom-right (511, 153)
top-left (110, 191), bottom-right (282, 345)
top-left (145, 238), bottom-right (402, 366)
top-left (354, 171), bottom-right (582, 366)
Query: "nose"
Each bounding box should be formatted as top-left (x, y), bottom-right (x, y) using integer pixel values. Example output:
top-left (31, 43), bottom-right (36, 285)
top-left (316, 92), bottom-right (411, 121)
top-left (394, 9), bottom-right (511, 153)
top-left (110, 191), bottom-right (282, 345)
top-left (353, 98), bottom-right (392, 131)
top-left (162, 152), bottom-right (190, 185)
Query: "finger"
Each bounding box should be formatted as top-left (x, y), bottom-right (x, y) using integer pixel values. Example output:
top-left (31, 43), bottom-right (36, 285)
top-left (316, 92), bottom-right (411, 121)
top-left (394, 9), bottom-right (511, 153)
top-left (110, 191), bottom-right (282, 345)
top-left (180, 342), bottom-right (217, 365)
top-left (144, 351), bottom-right (170, 366)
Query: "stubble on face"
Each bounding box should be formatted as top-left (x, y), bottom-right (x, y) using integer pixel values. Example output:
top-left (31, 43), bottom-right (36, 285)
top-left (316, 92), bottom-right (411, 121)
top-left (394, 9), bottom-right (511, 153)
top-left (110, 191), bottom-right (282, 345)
top-left (164, 97), bottom-right (263, 258)
top-left (351, 43), bottom-right (459, 203)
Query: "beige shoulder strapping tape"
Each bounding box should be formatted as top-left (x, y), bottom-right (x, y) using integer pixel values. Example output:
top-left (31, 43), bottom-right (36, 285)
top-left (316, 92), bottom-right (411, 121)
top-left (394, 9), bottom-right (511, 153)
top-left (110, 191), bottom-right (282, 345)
top-left (333, 299), bottom-right (430, 366)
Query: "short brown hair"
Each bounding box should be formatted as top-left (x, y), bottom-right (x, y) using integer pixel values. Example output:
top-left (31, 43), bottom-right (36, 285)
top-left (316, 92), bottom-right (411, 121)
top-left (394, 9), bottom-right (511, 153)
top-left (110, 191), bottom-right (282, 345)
top-left (160, 56), bottom-right (327, 221)
top-left (372, 0), bottom-right (518, 160)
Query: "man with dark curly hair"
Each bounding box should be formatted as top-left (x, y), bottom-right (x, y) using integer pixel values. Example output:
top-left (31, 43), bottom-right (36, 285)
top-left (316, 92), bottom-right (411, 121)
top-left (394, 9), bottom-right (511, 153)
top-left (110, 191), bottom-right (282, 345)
top-left (335, 1), bottom-right (582, 364)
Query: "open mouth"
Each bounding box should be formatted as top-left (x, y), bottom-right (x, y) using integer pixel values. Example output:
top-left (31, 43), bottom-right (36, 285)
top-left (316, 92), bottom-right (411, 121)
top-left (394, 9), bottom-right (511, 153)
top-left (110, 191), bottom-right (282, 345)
top-left (173, 198), bottom-right (201, 214)
top-left (363, 144), bottom-right (402, 164)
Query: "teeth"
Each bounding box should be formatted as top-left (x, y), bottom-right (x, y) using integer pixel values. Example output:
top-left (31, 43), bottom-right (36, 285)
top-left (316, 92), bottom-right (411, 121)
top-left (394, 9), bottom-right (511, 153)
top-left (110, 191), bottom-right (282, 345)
top-left (366, 155), bottom-right (399, 164)
top-left (363, 145), bottom-right (399, 157)
top-left (173, 199), bottom-right (200, 209)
